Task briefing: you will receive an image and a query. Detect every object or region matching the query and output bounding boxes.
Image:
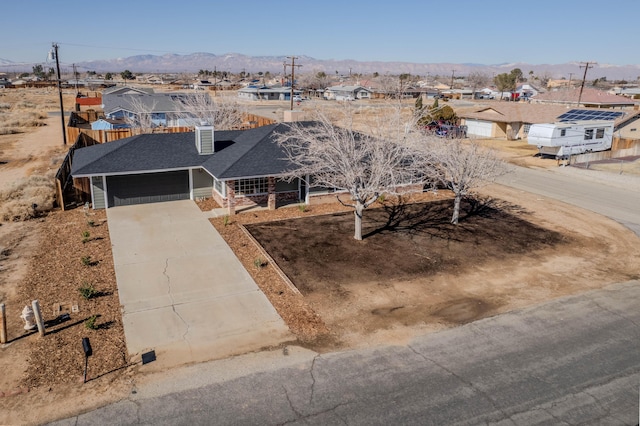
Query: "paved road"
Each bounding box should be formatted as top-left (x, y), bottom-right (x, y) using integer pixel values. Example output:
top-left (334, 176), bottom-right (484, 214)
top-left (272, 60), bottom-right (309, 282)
top-left (50, 280), bottom-right (640, 425)
top-left (497, 165), bottom-right (640, 236)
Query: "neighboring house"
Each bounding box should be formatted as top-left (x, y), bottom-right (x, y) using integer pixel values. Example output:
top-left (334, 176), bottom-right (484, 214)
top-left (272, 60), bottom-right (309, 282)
top-left (609, 86), bottom-right (640, 99)
top-left (459, 103), bottom-right (638, 140)
top-left (516, 83), bottom-right (542, 99)
top-left (90, 118), bottom-right (129, 130)
top-left (71, 123), bottom-right (329, 211)
top-left (460, 104), bottom-right (588, 140)
top-left (530, 87), bottom-right (637, 108)
top-left (237, 86), bottom-right (302, 101)
top-left (613, 110), bottom-right (640, 140)
top-left (440, 88), bottom-right (473, 99)
top-left (324, 85), bottom-right (372, 101)
top-left (102, 86), bottom-right (153, 96)
top-left (102, 90), bottom-right (201, 127)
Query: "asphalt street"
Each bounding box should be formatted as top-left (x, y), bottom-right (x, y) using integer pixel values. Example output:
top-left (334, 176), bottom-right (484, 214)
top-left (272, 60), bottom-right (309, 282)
top-left (49, 280), bottom-right (640, 425)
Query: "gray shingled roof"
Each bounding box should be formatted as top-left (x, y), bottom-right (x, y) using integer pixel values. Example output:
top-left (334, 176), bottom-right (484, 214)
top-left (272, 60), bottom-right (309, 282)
top-left (102, 92), bottom-right (201, 115)
top-left (71, 123), bottom-right (299, 180)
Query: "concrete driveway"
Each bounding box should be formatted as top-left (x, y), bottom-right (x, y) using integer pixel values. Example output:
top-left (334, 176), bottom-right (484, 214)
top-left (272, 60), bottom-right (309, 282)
top-left (106, 200), bottom-right (292, 368)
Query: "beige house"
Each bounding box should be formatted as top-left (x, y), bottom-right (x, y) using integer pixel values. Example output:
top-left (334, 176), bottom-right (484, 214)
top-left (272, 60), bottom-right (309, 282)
top-left (459, 102), bottom-right (640, 142)
top-left (459, 104), bottom-right (571, 140)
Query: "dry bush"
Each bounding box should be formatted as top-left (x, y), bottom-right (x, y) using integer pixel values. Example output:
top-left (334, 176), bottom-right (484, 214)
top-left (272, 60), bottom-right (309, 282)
top-left (0, 173), bottom-right (56, 221)
top-left (15, 101), bottom-right (36, 109)
top-left (0, 103), bottom-right (10, 109)
top-left (0, 112), bottom-right (47, 129)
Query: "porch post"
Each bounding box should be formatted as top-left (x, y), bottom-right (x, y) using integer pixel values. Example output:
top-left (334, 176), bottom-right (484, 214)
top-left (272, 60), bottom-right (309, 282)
top-left (226, 180), bottom-right (236, 216)
top-left (267, 177), bottom-right (276, 210)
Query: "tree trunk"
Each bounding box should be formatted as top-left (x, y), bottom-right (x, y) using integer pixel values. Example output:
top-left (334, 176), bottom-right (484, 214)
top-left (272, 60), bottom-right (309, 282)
top-left (451, 194), bottom-right (461, 225)
top-left (354, 202), bottom-right (364, 240)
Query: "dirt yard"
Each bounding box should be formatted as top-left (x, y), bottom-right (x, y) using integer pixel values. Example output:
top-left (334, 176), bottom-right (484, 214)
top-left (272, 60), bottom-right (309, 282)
top-left (213, 190), bottom-right (640, 350)
top-left (1, 88), bottom-right (639, 424)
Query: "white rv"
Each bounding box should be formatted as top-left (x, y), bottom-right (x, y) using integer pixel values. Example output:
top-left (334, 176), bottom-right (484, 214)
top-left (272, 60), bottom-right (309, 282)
top-left (527, 120), bottom-right (614, 158)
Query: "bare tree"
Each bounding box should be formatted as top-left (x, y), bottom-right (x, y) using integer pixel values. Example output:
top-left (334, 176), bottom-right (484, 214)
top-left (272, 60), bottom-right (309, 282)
top-left (467, 71), bottom-right (491, 99)
top-left (427, 139), bottom-right (509, 224)
top-left (174, 92), bottom-right (246, 130)
top-left (276, 106), bottom-right (424, 240)
top-left (124, 96), bottom-right (158, 130)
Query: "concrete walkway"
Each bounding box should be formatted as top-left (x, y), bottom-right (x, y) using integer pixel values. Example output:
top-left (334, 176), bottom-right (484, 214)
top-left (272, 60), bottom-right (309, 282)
top-left (106, 200), bottom-right (292, 369)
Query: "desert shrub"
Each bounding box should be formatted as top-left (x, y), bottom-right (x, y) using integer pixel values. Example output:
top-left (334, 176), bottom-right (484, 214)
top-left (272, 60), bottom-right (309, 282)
top-left (78, 282), bottom-right (97, 300)
top-left (15, 101), bottom-right (36, 109)
top-left (81, 256), bottom-right (92, 266)
top-left (0, 103), bottom-right (10, 109)
top-left (254, 257), bottom-right (267, 269)
top-left (0, 174), bottom-right (56, 221)
top-left (85, 315), bottom-right (98, 330)
top-left (298, 203), bottom-right (308, 212)
top-left (82, 230), bottom-right (90, 243)
top-left (0, 128), bottom-right (19, 135)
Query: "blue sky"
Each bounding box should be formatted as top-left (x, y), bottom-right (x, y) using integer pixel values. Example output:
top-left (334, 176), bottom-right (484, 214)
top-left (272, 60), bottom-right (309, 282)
top-left (3, 0), bottom-right (638, 66)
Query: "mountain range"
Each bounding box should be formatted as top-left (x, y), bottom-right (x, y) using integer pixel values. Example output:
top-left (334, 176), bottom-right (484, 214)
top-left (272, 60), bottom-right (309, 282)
top-left (2, 53), bottom-right (640, 81)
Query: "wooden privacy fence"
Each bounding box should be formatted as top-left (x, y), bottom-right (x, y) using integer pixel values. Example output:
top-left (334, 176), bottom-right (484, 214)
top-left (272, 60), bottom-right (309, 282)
top-left (55, 132), bottom-right (100, 210)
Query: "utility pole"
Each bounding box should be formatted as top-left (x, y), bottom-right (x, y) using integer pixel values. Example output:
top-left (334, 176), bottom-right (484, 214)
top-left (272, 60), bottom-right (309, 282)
top-left (282, 62), bottom-right (287, 86)
top-left (51, 43), bottom-right (67, 145)
top-left (568, 72), bottom-right (574, 87)
top-left (450, 69), bottom-right (456, 89)
top-left (285, 56), bottom-right (302, 111)
top-left (577, 62), bottom-right (596, 107)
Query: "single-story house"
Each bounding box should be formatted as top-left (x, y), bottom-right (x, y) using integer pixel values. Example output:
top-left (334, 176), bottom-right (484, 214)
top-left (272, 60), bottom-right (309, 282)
top-left (102, 90), bottom-right (202, 127)
top-left (71, 123), bottom-right (334, 212)
top-left (103, 86), bottom-right (154, 96)
top-left (237, 86), bottom-right (301, 101)
top-left (324, 85), bottom-right (372, 101)
top-left (530, 87), bottom-right (637, 109)
top-left (609, 86), bottom-right (640, 99)
top-left (90, 118), bottom-right (129, 130)
top-left (516, 83), bottom-right (543, 99)
top-left (459, 103), bottom-right (638, 140)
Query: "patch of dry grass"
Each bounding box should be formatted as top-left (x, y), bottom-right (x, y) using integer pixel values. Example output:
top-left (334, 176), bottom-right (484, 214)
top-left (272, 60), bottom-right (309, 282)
top-left (0, 99), bottom-right (49, 135)
top-left (0, 173), bottom-right (56, 221)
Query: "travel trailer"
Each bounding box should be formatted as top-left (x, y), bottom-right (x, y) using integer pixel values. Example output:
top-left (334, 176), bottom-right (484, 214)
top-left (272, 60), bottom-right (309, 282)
top-left (527, 120), bottom-right (614, 158)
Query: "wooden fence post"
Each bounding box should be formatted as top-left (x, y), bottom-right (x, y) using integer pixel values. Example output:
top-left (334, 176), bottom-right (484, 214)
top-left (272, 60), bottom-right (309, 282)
top-left (0, 303), bottom-right (6, 344)
top-left (31, 300), bottom-right (45, 337)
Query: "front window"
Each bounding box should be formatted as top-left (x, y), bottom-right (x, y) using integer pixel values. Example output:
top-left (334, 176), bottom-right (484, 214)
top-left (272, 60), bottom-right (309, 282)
top-left (234, 177), bottom-right (268, 195)
top-left (596, 128), bottom-right (605, 139)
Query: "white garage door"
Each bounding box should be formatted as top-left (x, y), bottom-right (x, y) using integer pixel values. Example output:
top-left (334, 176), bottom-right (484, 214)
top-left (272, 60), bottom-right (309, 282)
top-left (465, 120), bottom-right (493, 138)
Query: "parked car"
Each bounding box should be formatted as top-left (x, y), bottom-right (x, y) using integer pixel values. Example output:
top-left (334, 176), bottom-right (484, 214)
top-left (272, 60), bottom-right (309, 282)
top-left (293, 95), bottom-right (303, 102)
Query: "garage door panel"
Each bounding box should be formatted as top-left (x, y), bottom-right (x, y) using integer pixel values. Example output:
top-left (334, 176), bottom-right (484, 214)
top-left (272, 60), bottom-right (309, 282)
top-left (107, 171), bottom-right (189, 207)
top-left (466, 120), bottom-right (493, 138)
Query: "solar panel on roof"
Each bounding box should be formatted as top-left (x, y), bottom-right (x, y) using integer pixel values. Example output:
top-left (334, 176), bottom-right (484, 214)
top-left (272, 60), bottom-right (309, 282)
top-left (557, 109), bottom-right (624, 122)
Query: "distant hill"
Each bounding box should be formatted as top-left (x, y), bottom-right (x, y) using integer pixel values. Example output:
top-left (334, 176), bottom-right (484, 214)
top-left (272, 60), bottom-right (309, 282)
top-left (3, 53), bottom-right (640, 81)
